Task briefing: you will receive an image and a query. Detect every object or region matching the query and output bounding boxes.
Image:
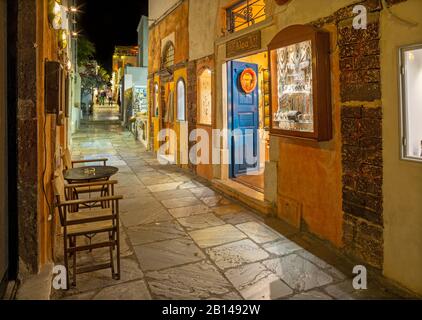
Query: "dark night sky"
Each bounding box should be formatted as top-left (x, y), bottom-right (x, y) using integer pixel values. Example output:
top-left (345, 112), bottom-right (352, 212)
top-left (78, 0), bottom-right (149, 72)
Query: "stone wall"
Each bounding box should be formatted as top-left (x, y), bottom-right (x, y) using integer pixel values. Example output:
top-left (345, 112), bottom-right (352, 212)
top-left (342, 106), bottom-right (383, 268)
top-left (187, 60), bottom-right (197, 173)
top-left (15, 0), bottom-right (68, 274)
top-left (17, 0), bottom-right (39, 273)
top-left (338, 5), bottom-right (384, 269)
top-left (0, 0), bottom-right (8, 283)
top-left (310, 0), bottom-right (406, 269)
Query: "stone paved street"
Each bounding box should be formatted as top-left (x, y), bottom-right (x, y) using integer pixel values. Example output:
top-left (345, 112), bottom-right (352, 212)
top-left (52, 123), bottom-right (402, 300)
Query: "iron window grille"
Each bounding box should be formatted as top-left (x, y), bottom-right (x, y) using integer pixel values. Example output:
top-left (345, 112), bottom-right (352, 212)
top-left (226, 0), bottom-right (266, 34)
top-left (162, 41), bottom-right (175, 69)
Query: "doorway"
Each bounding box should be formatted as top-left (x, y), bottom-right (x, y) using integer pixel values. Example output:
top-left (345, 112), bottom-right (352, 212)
top-left (227, 51), bottom-right (270, 192)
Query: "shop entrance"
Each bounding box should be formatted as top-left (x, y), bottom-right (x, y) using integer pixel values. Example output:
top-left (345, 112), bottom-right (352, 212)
top-left (227, 52), bottom-right (270, 192)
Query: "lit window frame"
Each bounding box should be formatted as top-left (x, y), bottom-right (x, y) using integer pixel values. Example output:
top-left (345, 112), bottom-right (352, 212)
top-left (197, 67), bottom-right (213, 126)
top-left (399, 43), bottom-right (422, 163)
top-left (176, 78), bottom-right (186, 122)
top-left (153, 83), bottom-right (159, 118)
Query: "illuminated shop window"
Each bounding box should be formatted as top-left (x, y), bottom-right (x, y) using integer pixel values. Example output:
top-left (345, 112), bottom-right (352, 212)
top-left (153, 83), bottom-right (159, 117)
top-left (226, 0), bottom-right (266, 34)
top-left (274, 40), bottom-right (314, 133)
top-left (176, 78), bottom-right (186, 121)
top-left (162, 41), bottom-right (175, 68)
top-left (400, 44), bottom-right (422, 162)
top-left (198, 68), bottom-right (212, 126)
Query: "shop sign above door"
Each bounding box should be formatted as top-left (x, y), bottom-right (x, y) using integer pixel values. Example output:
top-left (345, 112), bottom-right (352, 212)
top-left (226, 31), bottom-right (261, 59)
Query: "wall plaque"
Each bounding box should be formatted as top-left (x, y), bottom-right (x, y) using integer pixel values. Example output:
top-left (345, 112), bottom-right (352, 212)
top-left (226, 31), bottom-right (261, 58)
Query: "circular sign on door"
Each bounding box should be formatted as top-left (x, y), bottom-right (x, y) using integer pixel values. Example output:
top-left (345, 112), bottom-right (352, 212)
top-left (239, 68), bottom-right (258, 94)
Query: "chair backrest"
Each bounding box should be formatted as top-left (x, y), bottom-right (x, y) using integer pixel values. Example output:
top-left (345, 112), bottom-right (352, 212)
top-left (53, 170), bottom-right (66, 204)
top-left (53, 171), bottom-right (66, 225)
top-left (63, 149), bottom-right (72, 170)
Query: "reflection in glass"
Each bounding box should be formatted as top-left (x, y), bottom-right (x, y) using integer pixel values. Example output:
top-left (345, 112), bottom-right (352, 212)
top-left (273, 40), bottom-right (314, 133)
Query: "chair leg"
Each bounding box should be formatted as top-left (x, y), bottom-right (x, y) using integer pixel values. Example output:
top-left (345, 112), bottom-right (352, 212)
top-left (72, 236), bottom-right (77, 287)
top-left (108, 231), bottom-right (115, 278)
top-left (114, 228), bottom-right (121, 280)
top-left (63, 236), bottom-right (70, 291)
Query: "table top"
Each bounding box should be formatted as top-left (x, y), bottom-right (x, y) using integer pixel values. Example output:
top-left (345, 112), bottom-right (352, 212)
top-left (64, 166), bottom-right (119, 182)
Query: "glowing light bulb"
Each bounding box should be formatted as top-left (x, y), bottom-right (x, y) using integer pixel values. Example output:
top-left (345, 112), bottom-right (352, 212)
top-left (408, 52), bottom-right (415, 62)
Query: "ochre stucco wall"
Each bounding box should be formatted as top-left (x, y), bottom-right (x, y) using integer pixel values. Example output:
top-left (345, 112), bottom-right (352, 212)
top-left (188, 0), bottom-right (218, 61)
top-left (380, 0), bottom-right (422, 295)
top-left (36, 0), bottom-right (67, 267)
top-left (277, 23), bottom-right (343, 246)
top-left (213, 0), bottom-right (355, 246)
top-left (148, 0), bottom-right (181, 25)
top-left (148, 0), bottom-right (189, 74)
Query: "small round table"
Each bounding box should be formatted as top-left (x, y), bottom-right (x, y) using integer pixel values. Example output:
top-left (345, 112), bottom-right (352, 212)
top-left (64, 166), bottom-right (119, 183)
top-left (64, 166), bottom-right (119, 210)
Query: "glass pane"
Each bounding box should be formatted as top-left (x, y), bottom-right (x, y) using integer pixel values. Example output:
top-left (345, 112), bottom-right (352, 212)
top-left (403, 47), bottom-right (422, 160)
top-left (177, 80), bottom-right (185, 121)
top-left (273, 40), bottom-right (314, 133)
top-left (199, 69), bottom-right (212, 125)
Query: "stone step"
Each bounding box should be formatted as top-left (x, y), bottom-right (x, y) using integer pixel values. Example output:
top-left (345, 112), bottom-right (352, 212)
top-left (212, 178), bottom-right (274, 216)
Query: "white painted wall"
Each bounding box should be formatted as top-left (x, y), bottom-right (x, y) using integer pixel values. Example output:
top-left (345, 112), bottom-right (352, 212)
top-left (189, 0), bottom-right (219, 60)
top-left (381, 0), bottom-right (422, 295)
top-left (149, 0), bottom-right (182, 26)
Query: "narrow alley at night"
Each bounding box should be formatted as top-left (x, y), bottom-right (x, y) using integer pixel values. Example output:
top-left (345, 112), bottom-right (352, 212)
top-left (1, 0), bottom-right (422, 313)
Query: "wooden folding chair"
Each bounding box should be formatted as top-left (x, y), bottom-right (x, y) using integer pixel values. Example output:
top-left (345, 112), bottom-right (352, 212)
top-left (53, 176), bottom-right (123, 289)
top-left (54, 168), bottom-right (117, 211)
top-left (63, 148), bottom-right (108, 170)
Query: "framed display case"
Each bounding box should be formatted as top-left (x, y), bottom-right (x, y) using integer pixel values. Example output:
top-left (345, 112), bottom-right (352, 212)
top-left (268, 24), bottom-right (332, 141)
top-left (133, 86), bottom-right (148, 115)
top-left (198, 68), bottom-right (212, 126)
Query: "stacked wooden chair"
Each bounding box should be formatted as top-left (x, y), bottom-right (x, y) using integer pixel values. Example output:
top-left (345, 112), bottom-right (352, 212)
top-left (54, 150), bottom-right (123, 289)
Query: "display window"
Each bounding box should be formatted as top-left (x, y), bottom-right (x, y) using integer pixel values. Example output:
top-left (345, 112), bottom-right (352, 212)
top-left (268, 25), bottom-right (332, 141)
top-left (198, 68), bottom-right (212, 126)
top-left (400, 44), bottom-right (422, 162)
top-left (153, 83), bottom-right (159, 117)
top-left (176, 78), bottom-right (186, 121)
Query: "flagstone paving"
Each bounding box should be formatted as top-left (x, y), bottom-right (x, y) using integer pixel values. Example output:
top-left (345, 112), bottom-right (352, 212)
top-left (52, 123), bottom-right (403, 300)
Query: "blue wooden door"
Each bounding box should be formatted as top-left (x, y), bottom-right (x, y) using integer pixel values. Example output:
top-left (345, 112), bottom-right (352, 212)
top-left (228, 61), bottom-right (259, 178)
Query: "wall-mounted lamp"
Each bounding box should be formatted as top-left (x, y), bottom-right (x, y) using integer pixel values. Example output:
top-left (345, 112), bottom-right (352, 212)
top-left (48, 0), bottom-right (63, 30)
top-left (58, 29), bottom-right (68, 49)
